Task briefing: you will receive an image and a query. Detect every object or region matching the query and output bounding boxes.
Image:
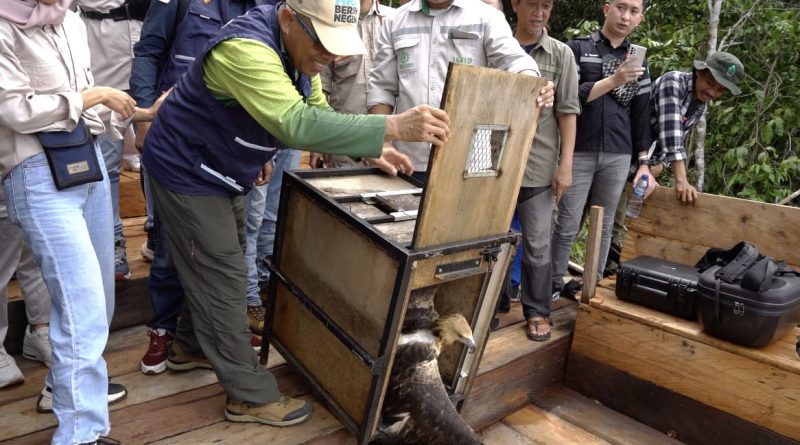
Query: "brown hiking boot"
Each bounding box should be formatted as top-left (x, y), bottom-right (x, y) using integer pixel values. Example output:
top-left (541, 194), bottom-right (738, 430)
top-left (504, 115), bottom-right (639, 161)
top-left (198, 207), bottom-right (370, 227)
top-left (247, 305), bottom-right (265, 335)
top-left (166, 342), bottom-right (212, 372)
top-left (225, 395), bottom-right (312, 427)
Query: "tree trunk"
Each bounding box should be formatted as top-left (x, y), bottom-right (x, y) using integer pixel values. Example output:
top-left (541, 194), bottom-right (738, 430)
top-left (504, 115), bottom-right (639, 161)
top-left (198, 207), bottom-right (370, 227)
top-left (693, 0), bottom-right (723, 192)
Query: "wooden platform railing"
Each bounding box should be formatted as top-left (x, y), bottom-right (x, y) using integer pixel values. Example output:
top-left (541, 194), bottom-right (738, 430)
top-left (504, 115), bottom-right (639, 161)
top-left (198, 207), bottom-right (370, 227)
top-left (569, 186), bottom-right (800, 445)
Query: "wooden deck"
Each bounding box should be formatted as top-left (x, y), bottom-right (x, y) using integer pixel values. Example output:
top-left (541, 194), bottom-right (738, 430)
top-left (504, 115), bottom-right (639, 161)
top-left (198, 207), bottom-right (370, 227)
top-left (1, 292), bottom-right (683, 445)
top-left (3, 170), bottom-right (686, 444)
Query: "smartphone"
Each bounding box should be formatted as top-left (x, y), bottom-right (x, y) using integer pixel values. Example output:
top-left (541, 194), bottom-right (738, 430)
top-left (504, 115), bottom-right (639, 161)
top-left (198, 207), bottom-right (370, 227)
top-left (627, 44), bottom-right (647, 67)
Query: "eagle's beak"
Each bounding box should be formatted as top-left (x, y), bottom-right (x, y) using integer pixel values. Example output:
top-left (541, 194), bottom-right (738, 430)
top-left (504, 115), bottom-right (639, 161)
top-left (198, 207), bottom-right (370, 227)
top-left (461, 337), bottom-right (477, 353)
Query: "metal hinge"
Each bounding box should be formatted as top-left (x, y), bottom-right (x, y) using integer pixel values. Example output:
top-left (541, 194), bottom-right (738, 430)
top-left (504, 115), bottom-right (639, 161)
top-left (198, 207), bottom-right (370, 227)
top-left (733, 301), bottom-right (745, 316)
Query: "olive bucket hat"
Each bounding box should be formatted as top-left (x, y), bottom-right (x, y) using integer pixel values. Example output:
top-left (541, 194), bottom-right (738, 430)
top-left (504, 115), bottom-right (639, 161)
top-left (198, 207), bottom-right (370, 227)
top-left (693, 52), bottom-right (744, 96)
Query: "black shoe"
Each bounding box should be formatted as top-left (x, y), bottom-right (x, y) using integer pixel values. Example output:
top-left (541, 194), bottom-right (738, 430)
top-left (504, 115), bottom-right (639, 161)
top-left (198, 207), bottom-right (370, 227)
top-left (107, 382), bottom-right (127, 404)
top-left (37, 382), bottom-right (127, 413)
top-left (489, 316), bottom-right (500, 331)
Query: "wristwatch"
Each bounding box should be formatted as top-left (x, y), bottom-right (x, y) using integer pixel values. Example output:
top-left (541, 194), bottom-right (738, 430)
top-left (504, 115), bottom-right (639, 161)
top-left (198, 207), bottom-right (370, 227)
top-left (637, 156), bottom-right (650, 166)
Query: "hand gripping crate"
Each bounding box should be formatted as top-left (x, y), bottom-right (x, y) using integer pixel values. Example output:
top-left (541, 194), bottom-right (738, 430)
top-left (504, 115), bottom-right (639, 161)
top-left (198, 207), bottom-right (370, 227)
top-left (262, 64), bottom-right (548, 444)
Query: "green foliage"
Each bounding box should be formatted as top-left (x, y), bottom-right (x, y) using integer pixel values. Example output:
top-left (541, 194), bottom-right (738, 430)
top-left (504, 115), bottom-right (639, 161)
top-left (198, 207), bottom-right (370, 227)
top-left (557, 0), bottom-right (799, 205)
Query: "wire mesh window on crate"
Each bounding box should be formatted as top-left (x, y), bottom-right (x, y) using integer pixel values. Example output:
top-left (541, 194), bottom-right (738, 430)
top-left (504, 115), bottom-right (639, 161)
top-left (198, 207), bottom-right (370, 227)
top-left (464, 124), bottom-right (509, 178)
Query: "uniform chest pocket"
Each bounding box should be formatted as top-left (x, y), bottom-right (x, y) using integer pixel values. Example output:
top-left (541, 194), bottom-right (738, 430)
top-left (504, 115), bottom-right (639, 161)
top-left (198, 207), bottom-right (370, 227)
top-left (333, 56), bottom-right (360, 80)
top-left (174, 7), bottom-right (224, 61)
top-left (449, 29), bottom-right (480, 46)
top-left (448, 30), bottom-right (481, 65)
top-left (393, 37), bottom-right (421, 75)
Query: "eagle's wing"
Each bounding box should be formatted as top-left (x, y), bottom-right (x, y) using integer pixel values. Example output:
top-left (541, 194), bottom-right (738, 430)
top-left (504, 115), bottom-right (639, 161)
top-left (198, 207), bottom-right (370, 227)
top-left (380, 343), bottom-right (482, 445)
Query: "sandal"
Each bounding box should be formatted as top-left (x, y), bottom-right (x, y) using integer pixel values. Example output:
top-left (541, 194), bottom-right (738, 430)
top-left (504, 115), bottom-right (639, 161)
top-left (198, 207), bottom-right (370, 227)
top-left (526, 316), bottom-right (552, 341)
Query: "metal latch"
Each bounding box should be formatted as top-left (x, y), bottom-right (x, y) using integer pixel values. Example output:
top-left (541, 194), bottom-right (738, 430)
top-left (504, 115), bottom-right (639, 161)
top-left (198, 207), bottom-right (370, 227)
top-left (733, 301), bottom-right (745, 316)
top-left (435, 258), bottom-right (483, 281)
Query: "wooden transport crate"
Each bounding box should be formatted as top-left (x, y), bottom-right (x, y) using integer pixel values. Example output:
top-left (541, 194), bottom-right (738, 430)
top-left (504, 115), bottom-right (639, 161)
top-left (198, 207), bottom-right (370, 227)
top-left (262, 64), bottom-right (547, 444)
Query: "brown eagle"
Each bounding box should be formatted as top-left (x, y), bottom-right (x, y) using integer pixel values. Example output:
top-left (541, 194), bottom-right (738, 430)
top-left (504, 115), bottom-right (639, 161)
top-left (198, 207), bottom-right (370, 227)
top-left (371, 287), bottom-right (483, 445)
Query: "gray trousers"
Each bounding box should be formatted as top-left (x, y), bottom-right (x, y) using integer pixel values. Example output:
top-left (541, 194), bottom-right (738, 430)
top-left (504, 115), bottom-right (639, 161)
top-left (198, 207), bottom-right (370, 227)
top-left (1, 189), bottom-right (51, 346)
top-left (551, 152), bottom-right (630, 288)
top-left (517, 186), bottom-right (555, 320)
top-left (149, 178), bottom-right (280, 405)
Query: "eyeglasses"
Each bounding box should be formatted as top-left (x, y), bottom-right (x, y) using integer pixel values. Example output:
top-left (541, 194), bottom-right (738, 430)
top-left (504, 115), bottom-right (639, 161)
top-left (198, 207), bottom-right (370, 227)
top-left (289, 7), bottom-right (325, 50)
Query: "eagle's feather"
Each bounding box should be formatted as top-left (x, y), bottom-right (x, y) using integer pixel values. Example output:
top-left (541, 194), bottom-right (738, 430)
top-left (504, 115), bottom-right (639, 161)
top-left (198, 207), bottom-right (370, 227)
top-left (371, 287), bottom-right (482, 445)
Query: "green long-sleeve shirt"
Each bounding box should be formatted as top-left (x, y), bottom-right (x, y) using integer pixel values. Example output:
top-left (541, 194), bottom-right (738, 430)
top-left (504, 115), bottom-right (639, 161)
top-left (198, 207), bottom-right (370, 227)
top-left (203, 38), bottom-right (386, 158)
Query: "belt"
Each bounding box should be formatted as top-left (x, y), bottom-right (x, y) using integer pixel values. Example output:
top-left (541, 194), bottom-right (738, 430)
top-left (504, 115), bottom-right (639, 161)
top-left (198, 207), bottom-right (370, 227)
top-left (81, 5), bottom-right (132, 21)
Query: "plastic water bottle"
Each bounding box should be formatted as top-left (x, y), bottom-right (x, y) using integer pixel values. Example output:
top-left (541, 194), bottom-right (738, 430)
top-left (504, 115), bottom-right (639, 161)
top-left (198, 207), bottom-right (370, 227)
top-left (625, 174), bottom-right (649, 218)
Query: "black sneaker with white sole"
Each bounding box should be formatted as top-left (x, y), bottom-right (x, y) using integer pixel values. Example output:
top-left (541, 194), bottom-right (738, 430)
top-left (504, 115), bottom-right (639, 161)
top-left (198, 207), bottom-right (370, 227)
top-left (37, 382), bottom-right (128, 413)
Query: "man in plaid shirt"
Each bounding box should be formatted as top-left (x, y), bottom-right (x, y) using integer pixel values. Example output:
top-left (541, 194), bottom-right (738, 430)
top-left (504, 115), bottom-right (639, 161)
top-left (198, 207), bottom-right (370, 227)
top-left (648, 51), bottom-right (744, 202)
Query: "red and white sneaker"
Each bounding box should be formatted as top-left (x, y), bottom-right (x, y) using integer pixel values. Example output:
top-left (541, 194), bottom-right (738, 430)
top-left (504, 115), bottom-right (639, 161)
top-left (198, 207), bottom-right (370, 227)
top-left (141, 328), bottom-right (173, 375)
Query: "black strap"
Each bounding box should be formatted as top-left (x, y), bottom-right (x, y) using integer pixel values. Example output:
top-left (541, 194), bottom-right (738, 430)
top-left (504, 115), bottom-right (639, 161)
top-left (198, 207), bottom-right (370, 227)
top-left (695, 241), bottom-right (762, 281)
top-left (590, 31), bottom-right (612, 59)
top-left (82, 9), bottom-right (125, 20)
top-left (82, 0), bottom-right (150, 21)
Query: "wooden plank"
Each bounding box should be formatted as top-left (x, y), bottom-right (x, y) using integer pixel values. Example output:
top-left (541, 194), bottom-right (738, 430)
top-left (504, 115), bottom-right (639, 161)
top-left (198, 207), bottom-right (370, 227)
top-left (533, 386), bottom-right (684, 445)
top-left (413, 65), bottom-right (547, 248)
top-left (119, 170), bottom-right (146, 219)
top-left (150, 399), bottom-right (345, 445)
top-left (409, 247), bottom-right (488, 290)
top-left (571, 304), bottom-right (800, 440)
top-left (0, 322), bottom-right (288, 441)
top-left (306, 173), bottom-right (415, 198)
top-left (481, 421), bottom-right (537, 445)
top-left (462, 304), bottom-right (577, 429)
top-left (272, 282), bottom-right (372, 425)
top-left (280, 188), bottom-right (399, 357)
top-left (341, 202), bottom-right (388, 220)
top-left (582, 205), bottom-right (604, 303)
top-left (372, 219), bottom-right (416, 245)
top-left (502, 405), bottom-right (612, 445)
top-left (301, 427), bottom-right (356, 445)
top-left (567, 353), bottom-right (799, 445)
top-left (592, 287), bottom-right (800, 374)
top-left (625, 186), bottom-right (800, 269)
top-left (620, 230), bottom-right (712, 265)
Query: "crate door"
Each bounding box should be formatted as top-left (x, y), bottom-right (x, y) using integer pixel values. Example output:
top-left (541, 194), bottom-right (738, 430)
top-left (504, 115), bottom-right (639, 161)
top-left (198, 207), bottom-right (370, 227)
top-left (268, 177), bottom-right (405, 438)
top-left (412, 64), bottom-right (547, 249)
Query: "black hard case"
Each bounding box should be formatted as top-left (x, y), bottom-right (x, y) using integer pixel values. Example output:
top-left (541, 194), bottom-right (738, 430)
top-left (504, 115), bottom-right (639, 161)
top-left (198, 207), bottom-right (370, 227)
top-left (697, 265), bottom-right (800, 347)
top-left (616, 256), bottom-right (699, 320)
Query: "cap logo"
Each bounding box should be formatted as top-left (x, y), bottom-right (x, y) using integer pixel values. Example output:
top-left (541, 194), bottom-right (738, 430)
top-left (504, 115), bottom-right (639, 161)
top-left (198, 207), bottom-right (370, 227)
top-left (726, 64), bottom-right (737, 78)
top-left (334, 0), bottom-right (358, 24)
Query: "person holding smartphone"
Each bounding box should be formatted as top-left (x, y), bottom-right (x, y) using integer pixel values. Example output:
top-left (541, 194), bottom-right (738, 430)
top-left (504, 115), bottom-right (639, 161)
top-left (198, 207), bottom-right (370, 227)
top-left (551, 0), bottom-right (654, 295)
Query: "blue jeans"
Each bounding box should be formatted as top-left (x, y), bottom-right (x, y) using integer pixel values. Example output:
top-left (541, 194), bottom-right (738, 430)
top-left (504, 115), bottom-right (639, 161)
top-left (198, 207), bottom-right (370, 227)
top-left (146, 209), bottom-right (184, 334)
top-left (96, 133), bottom-right (124, 243)
top-left (256, 149), bottom-right (300, 283)
top-left (4, 149), bottom-right (114, 444)
top-left (244, 184), bottom-right (267, 306)
top-left (551, 151), bottom-right (630, 286)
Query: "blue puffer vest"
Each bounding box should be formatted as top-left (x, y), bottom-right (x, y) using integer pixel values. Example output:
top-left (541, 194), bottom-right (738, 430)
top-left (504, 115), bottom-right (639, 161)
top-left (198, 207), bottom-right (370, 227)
top-left (143, 5), bottom-right (311, 197)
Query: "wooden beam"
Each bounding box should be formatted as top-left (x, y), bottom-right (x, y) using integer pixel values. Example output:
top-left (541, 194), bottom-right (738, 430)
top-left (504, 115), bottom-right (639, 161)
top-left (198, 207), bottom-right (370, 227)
top-left (533, 386), bottom-right (683, 445)
top-left (581, 205), bottom-right (604, 304)
top-left (570, 304), bottom-right (800, 440)
top-left (567, 353), bottom-right (799, 445)
top-left (462, 304), bottom-right (577, 429)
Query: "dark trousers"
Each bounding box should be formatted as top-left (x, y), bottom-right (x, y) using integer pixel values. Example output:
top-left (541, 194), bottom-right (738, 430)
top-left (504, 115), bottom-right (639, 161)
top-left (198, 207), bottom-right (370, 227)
top-left (146, 209), bottom-right (184, 334)
top-left (518, 186), bottom-right (555, 320)
top-left (149, 178), bottom-right (280, 405)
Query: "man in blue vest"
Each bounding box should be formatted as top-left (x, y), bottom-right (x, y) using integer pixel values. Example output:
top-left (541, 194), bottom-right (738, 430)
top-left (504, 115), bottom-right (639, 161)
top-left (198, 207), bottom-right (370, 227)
top-left (141, 0), bottom-right (449, 426)
top-left (131, 0), bottom-right (266, 376)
